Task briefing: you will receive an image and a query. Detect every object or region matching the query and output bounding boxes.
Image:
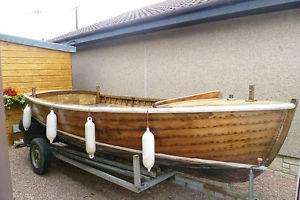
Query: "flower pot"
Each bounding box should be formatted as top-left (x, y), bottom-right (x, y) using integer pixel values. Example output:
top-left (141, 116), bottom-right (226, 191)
top-left (5, 107), bottom-right (24, 145)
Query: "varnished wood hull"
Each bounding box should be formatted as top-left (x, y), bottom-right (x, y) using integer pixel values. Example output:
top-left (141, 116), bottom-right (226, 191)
top-left (24, 90), bottom-right (297, 182)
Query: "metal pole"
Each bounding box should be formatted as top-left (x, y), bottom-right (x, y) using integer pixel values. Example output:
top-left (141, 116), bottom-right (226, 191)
top-left (75, 6), bottom-right (78, 30)
top-left (52, 145), bottom-right (156, 177)
top-left (53, 152), bottom-right (138, 192)
top-left (248, 167), bottom-right (254, 200)
top-left (0, 50), bottom-right (14, 200)
top-left (133, 155), bottom-right (141, 189)
top-left (296, 160), bottom-right (300, 200)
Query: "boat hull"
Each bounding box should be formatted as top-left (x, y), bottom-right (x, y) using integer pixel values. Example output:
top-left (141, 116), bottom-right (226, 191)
top-left (30, 103), bottom-right (286, 164)
top-left (55, 129), bottom-right (265, 183)
top-left (24, 90), bottom-right (297, 182)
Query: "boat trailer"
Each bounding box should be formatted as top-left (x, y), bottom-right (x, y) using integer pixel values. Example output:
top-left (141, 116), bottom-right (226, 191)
top-left (23, 136), bottom-right (264, 198)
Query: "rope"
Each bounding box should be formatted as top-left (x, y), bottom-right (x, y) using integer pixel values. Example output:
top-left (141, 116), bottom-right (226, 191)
top-left (147, 109), bottom-right (149, 128)
top-left (88, 107), bottom-right (91, 117)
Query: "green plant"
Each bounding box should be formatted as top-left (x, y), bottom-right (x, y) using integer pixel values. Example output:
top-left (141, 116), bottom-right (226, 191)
top-left (3, 88), bottom-right (26, 109)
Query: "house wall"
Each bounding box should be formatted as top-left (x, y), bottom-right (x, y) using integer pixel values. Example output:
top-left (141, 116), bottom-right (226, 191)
top-left (0, 41), bottom-right (73, 144)
top-left (71, 9), bottom-right (300, 159)
top-left (0, 60), bottom-right (13, 199)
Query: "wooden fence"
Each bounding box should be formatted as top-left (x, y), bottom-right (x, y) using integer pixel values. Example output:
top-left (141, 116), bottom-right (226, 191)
top-left (0, 41), bottom-right (73, 145)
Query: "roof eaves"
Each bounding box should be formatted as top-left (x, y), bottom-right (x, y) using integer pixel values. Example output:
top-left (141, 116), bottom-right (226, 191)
top-left (58, 0), bottom-right (300, 46)
top-left (0, 33), bottom-right (76, 52)
top-left (51, 0), bottom-right (237, 43)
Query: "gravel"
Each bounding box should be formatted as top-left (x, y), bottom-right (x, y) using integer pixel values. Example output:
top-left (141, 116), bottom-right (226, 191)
top-left (9, 147), bottom-right (298, 200)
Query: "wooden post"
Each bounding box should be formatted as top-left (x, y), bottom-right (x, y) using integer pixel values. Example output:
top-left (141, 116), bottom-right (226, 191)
top-left (96, 86), bottom-right (100, 104)
top-left (0, 53), bottom-right (14, 199)
top-left (247, 85), bottom-right (256, 102)
top-left (32, 87), bottom-right (36, 97)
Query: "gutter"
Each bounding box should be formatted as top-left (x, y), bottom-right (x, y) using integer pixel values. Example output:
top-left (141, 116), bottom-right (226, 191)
top-left (59, 0), bottom-right (300, 46)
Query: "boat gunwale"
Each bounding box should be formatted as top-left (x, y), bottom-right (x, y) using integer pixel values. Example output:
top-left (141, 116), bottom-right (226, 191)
top-left (24, 90), bottom-right (296, 114)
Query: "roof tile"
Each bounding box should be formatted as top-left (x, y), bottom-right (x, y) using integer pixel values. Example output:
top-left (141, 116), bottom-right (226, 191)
top-left (50, 0), bottom-right (236, 42)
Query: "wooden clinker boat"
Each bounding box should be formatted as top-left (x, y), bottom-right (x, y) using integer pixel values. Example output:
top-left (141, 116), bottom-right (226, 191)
top-left (23, 89), bottom-right (297, 182)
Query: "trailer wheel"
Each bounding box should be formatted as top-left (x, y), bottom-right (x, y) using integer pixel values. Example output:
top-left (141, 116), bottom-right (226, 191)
top-left (24, 133), bottom-right (42, 146)
top-left (30, 138), bottom-right (52, 175)
top-left (21, 118), bottom-right (47, 146)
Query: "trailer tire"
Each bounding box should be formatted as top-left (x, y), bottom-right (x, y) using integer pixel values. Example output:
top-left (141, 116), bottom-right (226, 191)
top-left (21, 118), bottom-right (47, 145)
top-left (24, 133), bottom-right (42, 146)
top-left (30, 138), bottom-right (52, 175)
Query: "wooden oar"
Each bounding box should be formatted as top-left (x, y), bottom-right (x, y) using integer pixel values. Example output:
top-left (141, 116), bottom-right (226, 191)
top-left (153, 90), bottom-right (220, 108)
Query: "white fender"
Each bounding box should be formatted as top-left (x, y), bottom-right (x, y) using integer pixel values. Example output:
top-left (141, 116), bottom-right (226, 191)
top-left (46, 109), bottom-right (57, 143)
top-left (142, 128), bottom-right (155, 172)
top-left (85, 116), bottom-right (96, 159)
top-left (22, 104), bottom-right (31, 131)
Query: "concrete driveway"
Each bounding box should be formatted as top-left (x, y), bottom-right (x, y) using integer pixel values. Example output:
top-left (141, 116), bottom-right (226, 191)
top-left (9, 147), bottom-right (205, 200)
top-left (9, 147), bottom-right (297, 200)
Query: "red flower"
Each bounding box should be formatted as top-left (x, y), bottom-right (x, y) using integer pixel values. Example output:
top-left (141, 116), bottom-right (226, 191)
top-left (9, 90), bottom-right (17, 96)
top-left (3, 88), bottom-right (10, 95)
top-left (3, 88), bottom-right (17, 96)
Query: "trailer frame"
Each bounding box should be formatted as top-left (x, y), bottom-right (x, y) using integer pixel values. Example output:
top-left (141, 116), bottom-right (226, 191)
top-left (50, 144), bottom-right (176, 193)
